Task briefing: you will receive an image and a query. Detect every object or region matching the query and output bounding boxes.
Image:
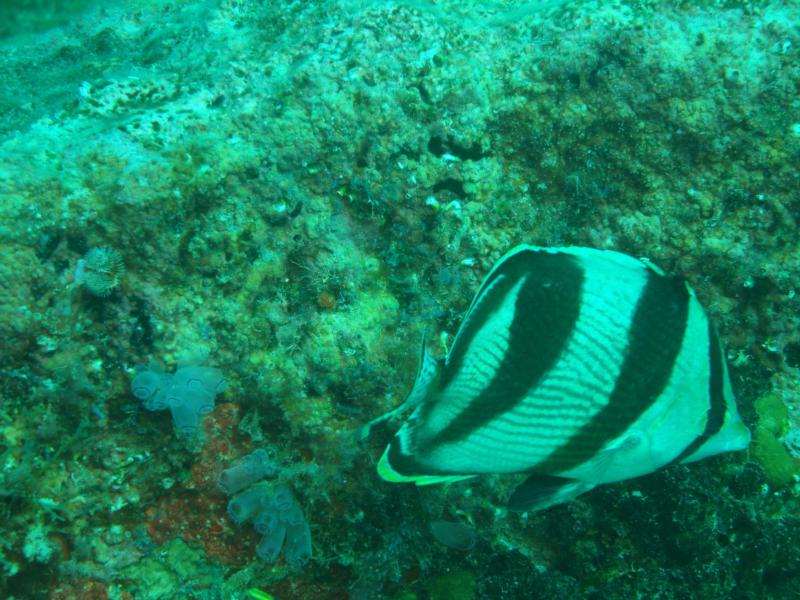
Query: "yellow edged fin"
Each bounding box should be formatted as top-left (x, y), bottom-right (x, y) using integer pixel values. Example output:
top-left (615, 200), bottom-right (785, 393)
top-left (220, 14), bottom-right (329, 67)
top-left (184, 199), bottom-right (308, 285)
top-left (377, 447), bottom-right (475, 486)
top-left (245, 589), bottom-right (275, 600)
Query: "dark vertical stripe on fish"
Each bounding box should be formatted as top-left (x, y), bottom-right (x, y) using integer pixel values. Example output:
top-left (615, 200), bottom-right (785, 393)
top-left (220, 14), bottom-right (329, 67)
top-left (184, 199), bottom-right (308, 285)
top-left (671, 320), bottom-right (727, 463)
top-left (386, 434), bottom-right (425, 476)
top-left (427, 250), bottom-right (583, 447)
top-left (535, 272), bottom-right (690, 472)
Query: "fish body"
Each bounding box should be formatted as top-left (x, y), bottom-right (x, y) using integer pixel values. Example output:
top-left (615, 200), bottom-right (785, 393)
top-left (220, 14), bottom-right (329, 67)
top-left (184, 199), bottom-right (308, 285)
top-left (376, 246), bottom-right (750, 511)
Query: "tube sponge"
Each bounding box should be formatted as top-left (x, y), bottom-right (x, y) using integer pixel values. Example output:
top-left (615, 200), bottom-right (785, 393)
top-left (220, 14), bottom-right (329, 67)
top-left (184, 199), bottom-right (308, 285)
top-left (131, 362), bottom-right (226, 436)
top-left (283, 514), bottom-right (312, 567)
top-left (228, 483), bottom-right (270, 525)
top-left (256, 519), bottom-right (286, 562)
top-left (131, 366), bottom-right (170, 411)
top-left (270, 486), bottom-right (312, 566)
top-left (253, 508), bottom-right (278, 535)
top-left (258, 486), bottom-right (312, 566)
top-left (219, 449), bottom-right (276, 495)
top-left (220, 461), bottom-right (312, 567)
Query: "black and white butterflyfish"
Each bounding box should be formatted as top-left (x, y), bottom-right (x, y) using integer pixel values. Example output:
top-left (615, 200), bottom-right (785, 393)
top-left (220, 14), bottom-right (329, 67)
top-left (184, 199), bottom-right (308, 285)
top-left (364, 246), bottom-right (751, 512)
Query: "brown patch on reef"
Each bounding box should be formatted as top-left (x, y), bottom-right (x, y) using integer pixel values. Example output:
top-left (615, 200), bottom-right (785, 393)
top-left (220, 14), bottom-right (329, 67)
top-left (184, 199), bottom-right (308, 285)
top-left (272, 570), bottom-right (352, 600)
top-left (49, 578), bottom-right (109, 600)
top-left (144, 491), bottom-right (255, 566)
top-left (141, 400), bottom-right (273, 566)
top-left (188, 402), bottom-right (242, 492)
top-left (317, 290), bottom-right (337, 310)
top-left (206, 402), bottom-right (241, 435)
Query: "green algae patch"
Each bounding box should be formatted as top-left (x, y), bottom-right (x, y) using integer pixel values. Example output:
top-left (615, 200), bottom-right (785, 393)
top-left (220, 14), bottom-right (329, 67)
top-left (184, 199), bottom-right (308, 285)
top-left (753, 393), bottom-right (800, 488)
top-left (0, 0), bottom-right (95, 38)
top-left (428, 571), bottom-right (476, 600)
top-left (116, 538), bottom-right (216, 600)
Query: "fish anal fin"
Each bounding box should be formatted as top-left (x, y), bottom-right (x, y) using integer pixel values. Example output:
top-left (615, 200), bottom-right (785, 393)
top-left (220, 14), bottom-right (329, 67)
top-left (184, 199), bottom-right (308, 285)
top-left (508, 474), bottom-right (594, 512)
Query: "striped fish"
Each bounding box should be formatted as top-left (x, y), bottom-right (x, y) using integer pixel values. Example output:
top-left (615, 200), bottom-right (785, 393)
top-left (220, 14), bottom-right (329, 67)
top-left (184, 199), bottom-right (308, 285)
top-left (370, 246), bottom-right (751, 511)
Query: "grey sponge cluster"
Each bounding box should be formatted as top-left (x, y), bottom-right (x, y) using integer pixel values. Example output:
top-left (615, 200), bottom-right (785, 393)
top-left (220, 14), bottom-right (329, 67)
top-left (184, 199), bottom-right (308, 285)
top-left (219, 449), bottom-right (276, 495)
top-left (131, 362), bottom-right (226, 435)
top-left (220, 451), bottom-right (312, 567)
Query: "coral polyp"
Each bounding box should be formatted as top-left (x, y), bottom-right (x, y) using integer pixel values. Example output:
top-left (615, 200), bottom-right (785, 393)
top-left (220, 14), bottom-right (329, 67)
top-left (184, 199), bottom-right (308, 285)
top-left (74, 246), bottom-right (125, 297)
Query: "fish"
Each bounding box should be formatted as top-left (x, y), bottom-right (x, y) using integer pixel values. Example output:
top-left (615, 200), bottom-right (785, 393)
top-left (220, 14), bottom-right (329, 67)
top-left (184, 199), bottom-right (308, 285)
top-left (368, 246), bottom-right (751, 512)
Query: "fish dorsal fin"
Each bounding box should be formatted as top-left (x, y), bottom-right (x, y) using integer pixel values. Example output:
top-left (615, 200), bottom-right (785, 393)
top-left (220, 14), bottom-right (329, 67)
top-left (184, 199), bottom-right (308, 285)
top-left (358, 335), bottom-right (440, 441)
top-left (409, 332), bottom-right (440, 407)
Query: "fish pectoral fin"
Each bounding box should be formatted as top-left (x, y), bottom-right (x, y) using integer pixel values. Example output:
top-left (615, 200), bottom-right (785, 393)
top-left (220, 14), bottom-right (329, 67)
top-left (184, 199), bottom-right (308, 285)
top-left (508, 474), bottom-right (594, 512)
top-left (579, 432), bottom-right (643, 479)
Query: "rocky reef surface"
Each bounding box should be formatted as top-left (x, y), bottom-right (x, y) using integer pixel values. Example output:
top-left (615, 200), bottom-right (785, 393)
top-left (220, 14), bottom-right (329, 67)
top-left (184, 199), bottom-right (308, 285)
top-left (0, 1), bottom-right (798, 598)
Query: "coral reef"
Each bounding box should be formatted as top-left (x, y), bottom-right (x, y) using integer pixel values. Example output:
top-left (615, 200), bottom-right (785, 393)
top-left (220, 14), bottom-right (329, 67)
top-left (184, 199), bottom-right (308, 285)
top-left (1, 0), bottom-right (799, 598)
